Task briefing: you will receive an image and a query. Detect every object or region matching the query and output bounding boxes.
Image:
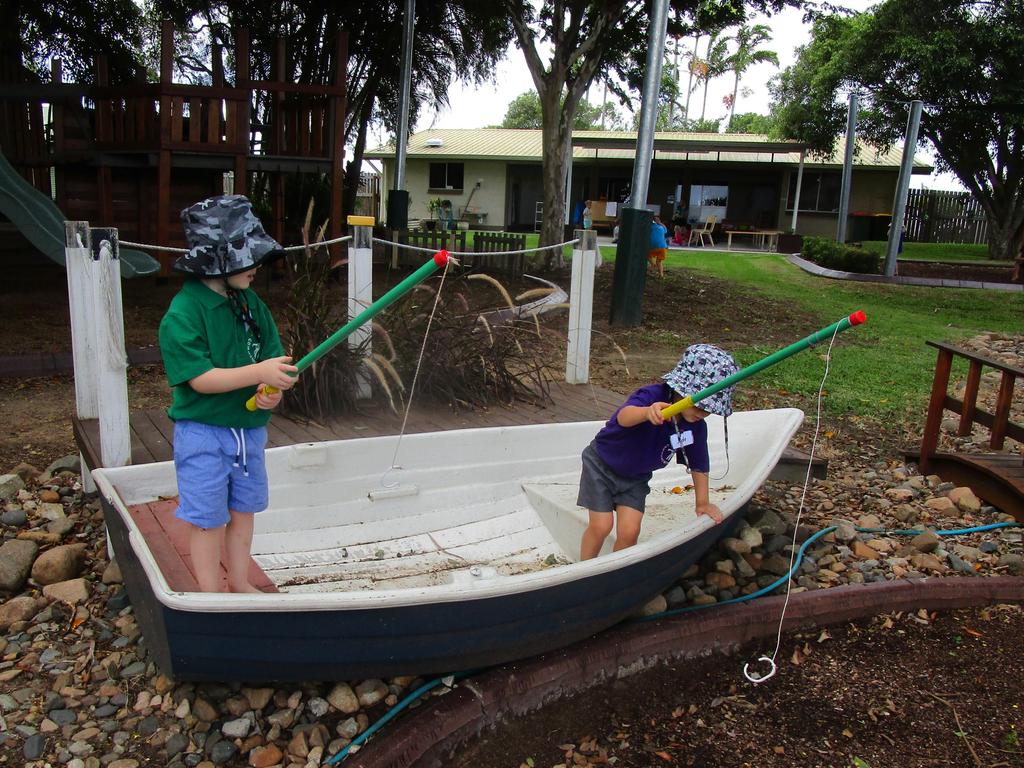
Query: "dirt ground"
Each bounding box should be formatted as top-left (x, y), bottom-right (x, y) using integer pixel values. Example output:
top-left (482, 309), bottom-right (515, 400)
top-left (450, 604), bottom-right (1024, 768)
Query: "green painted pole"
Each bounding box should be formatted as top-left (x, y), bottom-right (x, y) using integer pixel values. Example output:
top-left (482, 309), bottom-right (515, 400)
top-left (661, 310), bottom-right (867, 419)
top-left (246, 250), bottom-right (451, 410)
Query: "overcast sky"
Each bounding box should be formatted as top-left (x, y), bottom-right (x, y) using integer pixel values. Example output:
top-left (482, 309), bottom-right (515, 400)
top-left (395, 1), bottom-right (963, 191)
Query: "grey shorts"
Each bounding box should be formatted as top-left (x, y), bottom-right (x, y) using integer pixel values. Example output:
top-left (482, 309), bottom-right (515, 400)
top-left (576, 443), bottom-right (651, 514)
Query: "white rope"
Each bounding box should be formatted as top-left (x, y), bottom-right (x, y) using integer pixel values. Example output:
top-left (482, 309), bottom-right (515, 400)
top-left (378, 259), bottom-right (453, 488)
top-left (118, 234), bottom-right (352, 254)
top-left (372, 236), bottom-right (581, 258)
top-left (743, 324), bottom-right (842, 684)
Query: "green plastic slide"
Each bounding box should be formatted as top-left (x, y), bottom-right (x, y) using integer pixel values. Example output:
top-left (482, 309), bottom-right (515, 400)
top-left (0, 150), bottom-right (160, 278)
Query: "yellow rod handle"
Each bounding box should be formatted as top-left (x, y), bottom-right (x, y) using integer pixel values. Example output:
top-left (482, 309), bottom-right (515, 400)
top-left (245, 385), bottom-right (280, 412)
top-left (660, 395), bottom-right (694, 420)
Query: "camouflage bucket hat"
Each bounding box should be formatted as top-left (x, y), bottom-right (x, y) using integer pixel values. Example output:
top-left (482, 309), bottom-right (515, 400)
top-left (173, 195), bottom-right (284, 277)
top-left (662, 344), bottom-right (740, 417)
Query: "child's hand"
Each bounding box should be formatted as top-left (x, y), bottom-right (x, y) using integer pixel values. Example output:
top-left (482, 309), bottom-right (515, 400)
top-left (256, 356), bottom-right (298, 389)
top-left (647, 402), bottom-right (670, 425)
top-left (696, 502), bottom-right (723, 524)
top-left (254, 385), bottom-right (283, 410)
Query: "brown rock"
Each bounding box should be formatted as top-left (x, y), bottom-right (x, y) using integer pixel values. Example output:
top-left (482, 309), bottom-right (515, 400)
top-left (39, 489), bottom-right (61, 503)
top-left (925, 497), bottom-right (957, 514)
top-left (946, 486), bottom-right (981, 513)
top-left (852, 541), bottom-right (880, 559)
top-left (249, 744), bottom-right (284, 768)
top-left (42, 577), bottom-right (91, 605)
top-left (0, 595), bottom-right (39, 630)
top-left (30, 543), bottom-right (88, 584)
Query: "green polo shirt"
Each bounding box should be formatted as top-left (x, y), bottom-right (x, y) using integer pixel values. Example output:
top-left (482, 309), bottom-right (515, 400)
top-left (158, 279), bottom-right (285, 428)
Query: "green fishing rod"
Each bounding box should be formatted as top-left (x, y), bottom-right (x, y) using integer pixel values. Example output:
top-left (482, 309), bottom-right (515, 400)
top-left (246, 249), bottom-right (452, 411)
top-left (660, 311), bottom-right (868, 419)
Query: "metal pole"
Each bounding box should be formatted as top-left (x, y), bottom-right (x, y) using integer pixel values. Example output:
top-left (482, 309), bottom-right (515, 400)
top-left (790, 150), bottom-right (805, 233)
top-left (883, 99), bottom-right (922, 277)
top-left (387, 0), bottom-right (415, 230)
top-left (629, 0), bottom-right (669, 209)
top-left (394, 0), bottom-right (415, 192)
top-left (836, 92), bottom-right (858, 243)
top-left (609, 0), bottom-right (669, 327)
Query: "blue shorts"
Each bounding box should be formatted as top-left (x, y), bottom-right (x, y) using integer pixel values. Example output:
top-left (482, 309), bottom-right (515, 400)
top-left (173, 420), bottom-right (269, 529)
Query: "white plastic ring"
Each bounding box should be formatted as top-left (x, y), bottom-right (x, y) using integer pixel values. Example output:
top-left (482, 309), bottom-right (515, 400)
top-left (742, 655), bottom-right (777, 683)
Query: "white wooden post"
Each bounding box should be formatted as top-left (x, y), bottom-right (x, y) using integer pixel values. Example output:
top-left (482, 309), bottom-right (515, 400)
top-left (566, 229), bottom-right (597, 384)
top-left (347, 217), bottom-right (374, 397)
top-left (91, 228), bottom-right (131, 469)
top-left (66, 222), bottom-right (99, 491)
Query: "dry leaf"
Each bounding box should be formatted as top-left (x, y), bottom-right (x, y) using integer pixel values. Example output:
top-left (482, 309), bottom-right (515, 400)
top-left (842, 728), bottom-right (854, 738)
top-left (817, 629), bottom-right (832, 643)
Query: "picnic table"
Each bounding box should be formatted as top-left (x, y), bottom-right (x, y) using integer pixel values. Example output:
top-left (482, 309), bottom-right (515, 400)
top-left (724, 229), bottom-right (783, 251)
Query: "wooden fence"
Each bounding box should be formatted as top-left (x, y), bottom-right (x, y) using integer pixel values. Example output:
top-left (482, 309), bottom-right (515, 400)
top-left (904, 189), bottom-right (988, 245)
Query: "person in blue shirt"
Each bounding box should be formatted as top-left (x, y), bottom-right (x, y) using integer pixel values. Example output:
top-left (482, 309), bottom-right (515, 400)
top-left (577, 344), bottom-right (739, 560)
top-left (648, 214), bottom-right (669, 278)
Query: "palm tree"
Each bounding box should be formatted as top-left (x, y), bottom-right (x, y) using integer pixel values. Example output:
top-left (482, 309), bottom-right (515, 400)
top-left (697, 31), bottom-right (731, 123)
top-left (724, 24), bottom-right (779, 130)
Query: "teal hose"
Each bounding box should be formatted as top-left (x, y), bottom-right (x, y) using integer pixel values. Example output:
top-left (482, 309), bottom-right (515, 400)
top-left (635, 520), bottom-right (1021, 623)
top-left (324, 520), bottom-right (1021, 763)
top-left (325, 670), bottom-right (477, 765)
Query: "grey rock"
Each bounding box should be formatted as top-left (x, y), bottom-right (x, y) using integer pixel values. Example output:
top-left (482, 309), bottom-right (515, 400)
top-left (23, 732), bottom-right (47, 760)
top-left (0, 539), bottom-right (38, 592)
top-left (0, 474), bottom-right (26, 500)
top-left (209, 739), bottom-right (237, 765)
top-left (1, 507), bottom-right (27, 527)
top-left (165, 732), bottom-right (189, 757)
top-left (43, 455), bottom-right (80, 477)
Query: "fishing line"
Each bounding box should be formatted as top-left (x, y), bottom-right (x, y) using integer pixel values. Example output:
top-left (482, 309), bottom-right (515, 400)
top-left (743, 323), bottom-right (842, 684)
top-left (378, 257), bottom-right (455, 489)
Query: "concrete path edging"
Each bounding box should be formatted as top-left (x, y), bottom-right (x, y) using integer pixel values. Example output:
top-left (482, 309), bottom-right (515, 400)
top-left (347, 576), bottom-right (1024, 768)
top-left (787, 254), bottom-right (1023, 292)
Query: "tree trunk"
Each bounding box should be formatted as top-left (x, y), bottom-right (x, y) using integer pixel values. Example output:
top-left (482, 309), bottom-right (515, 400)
top-left (727, 71), bottom-right (739, 129)
top-left (683, 34), bottom-right (699, 123)
top-left (538, 85), bottom-right (572, 269)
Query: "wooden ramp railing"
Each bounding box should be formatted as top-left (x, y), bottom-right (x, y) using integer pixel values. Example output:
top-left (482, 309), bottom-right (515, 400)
top-left (911, 340), bottom-right (1023, 520)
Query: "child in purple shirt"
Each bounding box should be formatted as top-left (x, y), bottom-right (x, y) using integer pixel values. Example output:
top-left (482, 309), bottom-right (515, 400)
top-left (578, 344), bottom-right (739, 560)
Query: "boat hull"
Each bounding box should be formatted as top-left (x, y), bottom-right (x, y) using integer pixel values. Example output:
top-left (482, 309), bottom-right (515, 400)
top-left (102, 496), bottom-right (742, 681)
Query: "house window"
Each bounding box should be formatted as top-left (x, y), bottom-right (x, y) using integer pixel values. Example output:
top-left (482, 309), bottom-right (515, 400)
top-left (428, 163), bottom-right (464, 193)
top-left (786, 172), bottom-right (841, 212)
top-left (687, 184), bottom-right (728, 224)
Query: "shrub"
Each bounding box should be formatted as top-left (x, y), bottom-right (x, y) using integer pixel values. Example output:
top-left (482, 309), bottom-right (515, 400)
top-left (801, 236), bottom-right (881, 274)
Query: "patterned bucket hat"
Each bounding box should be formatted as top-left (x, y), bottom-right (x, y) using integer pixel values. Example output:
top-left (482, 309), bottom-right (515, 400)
top-left (662, 344), bottom-right (740, 417)
top-left (173, 195), bottom-right (284, 277)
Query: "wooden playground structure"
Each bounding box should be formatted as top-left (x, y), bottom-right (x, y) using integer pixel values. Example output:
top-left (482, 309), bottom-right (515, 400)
top-left (0, 20), bottom-right (347, 273)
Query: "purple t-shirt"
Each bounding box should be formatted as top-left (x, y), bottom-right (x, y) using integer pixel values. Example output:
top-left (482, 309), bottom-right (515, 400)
top-left (593, 383), bottom-right (710, 479)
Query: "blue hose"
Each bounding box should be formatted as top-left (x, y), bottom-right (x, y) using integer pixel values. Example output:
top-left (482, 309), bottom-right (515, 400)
top-left (325, 520), bottom-right (1021, 763)
top-left (325, 671), bottom-right (477, 764)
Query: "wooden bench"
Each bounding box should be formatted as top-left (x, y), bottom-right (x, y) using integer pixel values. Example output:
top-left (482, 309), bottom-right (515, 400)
top-left (908, 340), bottom-right (1023, 521)
top-left (724, 229), bottom-right (783, 251)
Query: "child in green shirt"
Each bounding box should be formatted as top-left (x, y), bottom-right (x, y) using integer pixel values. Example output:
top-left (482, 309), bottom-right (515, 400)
top-left (158, 195), bottom-right (298, 592)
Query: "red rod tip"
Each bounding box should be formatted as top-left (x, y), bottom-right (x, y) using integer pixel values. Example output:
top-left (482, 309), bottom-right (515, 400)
top-left (433, 250), bottom-right (449, 267)
top-left (849, 310), bottom-right (867, 325)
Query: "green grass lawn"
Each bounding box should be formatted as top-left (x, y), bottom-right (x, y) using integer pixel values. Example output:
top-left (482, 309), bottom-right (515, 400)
top-left (656, 251), bottom-right (1022, 420)
top-left (858, 240), bottom-right (994, 263)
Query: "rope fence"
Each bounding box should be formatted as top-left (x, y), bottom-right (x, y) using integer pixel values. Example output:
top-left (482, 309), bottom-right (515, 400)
top-left (119, 234), bottom-right (354, 254)
top-left (371, 236), bottom-right (581, 258)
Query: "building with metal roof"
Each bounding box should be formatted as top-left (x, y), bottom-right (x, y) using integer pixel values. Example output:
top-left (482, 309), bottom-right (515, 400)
top-left (365, 128), bottom-right (932, 240)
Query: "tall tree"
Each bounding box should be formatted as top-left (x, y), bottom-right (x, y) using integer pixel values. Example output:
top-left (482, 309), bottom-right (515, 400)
top-left (695, 30), bottom-right (730, 122)
top-left (771, 0), bottom-right (1024, 263)
top-left (724, 23), bottom-right (777, 129)
top-left (499, 90), bottom-right (623, 130)
top-left (504, 0), bottom-right (798, 264)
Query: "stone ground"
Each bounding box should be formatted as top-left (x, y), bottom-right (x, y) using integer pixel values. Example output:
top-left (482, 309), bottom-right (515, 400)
top-left (0, 262), bottom-right (1021, 767)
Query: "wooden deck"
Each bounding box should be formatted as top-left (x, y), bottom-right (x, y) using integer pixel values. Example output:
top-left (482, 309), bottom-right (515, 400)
top-left (73, 381), bottom-right (822, 477)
